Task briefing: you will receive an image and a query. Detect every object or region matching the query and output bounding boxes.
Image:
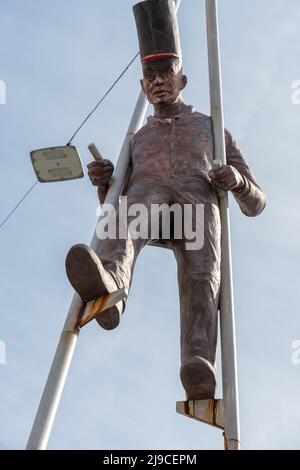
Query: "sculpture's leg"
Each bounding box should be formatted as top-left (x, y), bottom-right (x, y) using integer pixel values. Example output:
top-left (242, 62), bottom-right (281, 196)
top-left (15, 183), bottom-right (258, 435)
top-left (87, 180), bottom-right (173, 328)
top-left (177, 274), bottom-right (220, 400)
top-left (170, 185), bottom-right (221, 400)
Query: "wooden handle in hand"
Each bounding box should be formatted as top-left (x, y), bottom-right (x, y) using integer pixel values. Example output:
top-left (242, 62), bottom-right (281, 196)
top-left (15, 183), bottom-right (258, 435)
top-left (88, 143), bottom-right (104, 162)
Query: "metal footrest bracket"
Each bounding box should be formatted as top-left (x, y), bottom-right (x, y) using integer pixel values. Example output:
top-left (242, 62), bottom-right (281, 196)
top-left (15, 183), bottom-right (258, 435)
top-left (176, 399), bottom-right (224, 430)
top-left (79, 287), bottom-right (128, 328)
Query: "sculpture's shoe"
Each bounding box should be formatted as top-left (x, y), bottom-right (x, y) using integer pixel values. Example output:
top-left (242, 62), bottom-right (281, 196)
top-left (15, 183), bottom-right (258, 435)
top-left (66, 244), bottom-right (124, 330)
top-left (180, 356), bottom-right (216, 401)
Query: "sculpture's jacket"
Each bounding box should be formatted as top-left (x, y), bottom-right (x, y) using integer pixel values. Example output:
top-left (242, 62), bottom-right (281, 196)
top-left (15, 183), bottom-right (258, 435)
top-left (98, 104), bottom-right (266, 395)
top-left (129, 105), bottom-right (266, 218)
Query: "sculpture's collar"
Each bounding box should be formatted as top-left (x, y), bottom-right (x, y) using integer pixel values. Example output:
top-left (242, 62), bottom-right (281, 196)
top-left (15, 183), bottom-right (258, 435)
top-left (147, 105), bottom-right (196, 124)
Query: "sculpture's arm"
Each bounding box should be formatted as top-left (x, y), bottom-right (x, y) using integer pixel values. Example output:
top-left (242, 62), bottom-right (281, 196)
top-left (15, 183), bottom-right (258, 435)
top-left (87, 152), bottom-right (132, 206)
top-left (87, 158), bottom-right (114, 205)
top-left (96, 161), bottom-right (133, 204)
top-left (224, 129), bottom-right (267, 217)
top-left (97, 187), bottom-right (107, 206)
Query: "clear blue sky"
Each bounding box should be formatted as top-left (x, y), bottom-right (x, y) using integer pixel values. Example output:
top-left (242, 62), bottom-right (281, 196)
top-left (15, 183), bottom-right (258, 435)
top-left (1, 0), bottom-right (300, 450)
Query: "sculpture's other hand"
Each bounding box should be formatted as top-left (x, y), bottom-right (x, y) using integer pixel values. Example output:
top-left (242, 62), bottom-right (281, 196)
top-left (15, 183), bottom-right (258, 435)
top-left (209, 165), bottom-right (244, 192)
top-left (87, 159), bottom-right (114, 188)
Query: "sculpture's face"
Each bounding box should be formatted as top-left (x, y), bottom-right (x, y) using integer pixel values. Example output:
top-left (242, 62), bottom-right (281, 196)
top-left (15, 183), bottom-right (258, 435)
top-left (141, 59), bottom-right (187, 105)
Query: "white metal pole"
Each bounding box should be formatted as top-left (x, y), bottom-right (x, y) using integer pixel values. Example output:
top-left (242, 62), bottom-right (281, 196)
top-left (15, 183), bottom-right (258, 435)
top-left (26, 0), bottom-right (181, 451)
top-left (26, 95), bottom-right (148, 451)
top-left (205, 0), bottom-right (240, 450)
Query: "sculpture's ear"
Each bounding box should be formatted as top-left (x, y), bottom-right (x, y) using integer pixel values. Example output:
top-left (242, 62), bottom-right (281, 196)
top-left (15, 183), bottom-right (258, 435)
top-left (180, 74), bottom-right (187, 91)
top-left (140, 78), bottom-right (146, 94)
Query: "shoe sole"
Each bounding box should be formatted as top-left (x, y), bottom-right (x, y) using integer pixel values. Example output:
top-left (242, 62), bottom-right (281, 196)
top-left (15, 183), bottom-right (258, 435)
top-left (66, 244), bottom-right (121, 330)
top-left (180, 357), bottom-right (216, 400)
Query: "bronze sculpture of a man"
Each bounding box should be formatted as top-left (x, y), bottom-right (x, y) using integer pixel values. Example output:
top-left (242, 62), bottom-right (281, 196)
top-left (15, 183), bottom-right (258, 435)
top-left (66, 0), bottom-right (266, 401)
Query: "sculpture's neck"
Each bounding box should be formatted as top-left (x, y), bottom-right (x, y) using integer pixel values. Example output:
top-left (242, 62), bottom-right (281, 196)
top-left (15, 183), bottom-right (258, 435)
top-left (153, 98), bottom-right (187, 119)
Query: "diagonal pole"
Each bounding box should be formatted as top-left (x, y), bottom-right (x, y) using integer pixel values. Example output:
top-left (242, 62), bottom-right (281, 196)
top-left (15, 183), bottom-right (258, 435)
top-left (26, 0), bottom-right (181, 451)
top-left (205, 0), bottom-right (240, 450)
top-left (25, 95), bottom-right (148, 452)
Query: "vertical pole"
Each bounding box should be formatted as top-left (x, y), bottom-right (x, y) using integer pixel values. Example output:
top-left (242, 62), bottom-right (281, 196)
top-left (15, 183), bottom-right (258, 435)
top-left (205, 0), bottom-right (240, 450)
top-left (26, 0), bottom-right (181, 451)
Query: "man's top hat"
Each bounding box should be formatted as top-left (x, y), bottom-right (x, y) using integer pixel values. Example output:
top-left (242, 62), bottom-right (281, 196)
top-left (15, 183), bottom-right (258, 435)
top-left (133, 0), bottom-right (182, 65)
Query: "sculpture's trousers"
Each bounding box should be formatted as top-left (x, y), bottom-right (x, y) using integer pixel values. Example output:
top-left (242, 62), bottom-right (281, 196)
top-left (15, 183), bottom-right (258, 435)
top-left (97, 177), bottom-right (221, 367)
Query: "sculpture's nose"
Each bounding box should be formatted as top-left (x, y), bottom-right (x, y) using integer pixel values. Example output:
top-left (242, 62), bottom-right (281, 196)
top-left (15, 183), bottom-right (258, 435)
top-left (153, 73), bottom-right (165, 86)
